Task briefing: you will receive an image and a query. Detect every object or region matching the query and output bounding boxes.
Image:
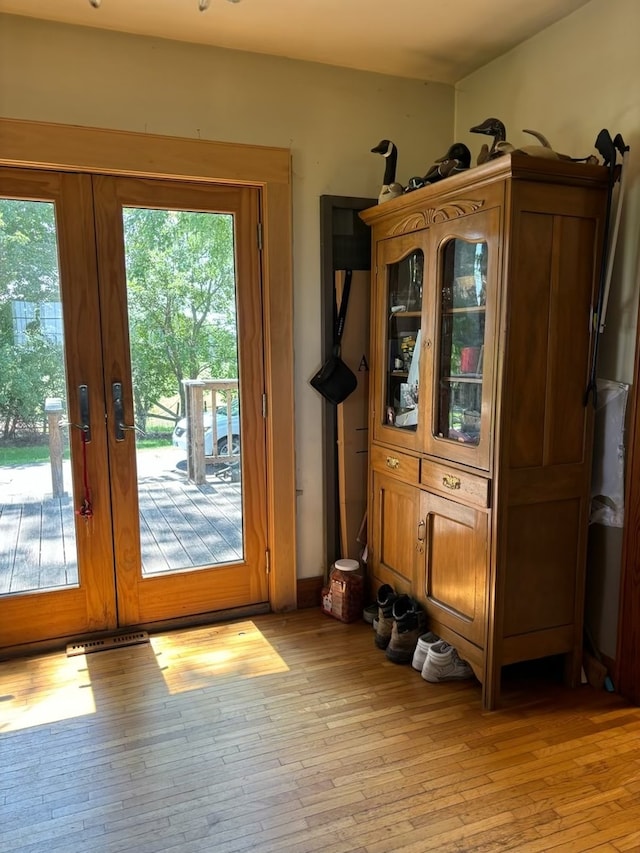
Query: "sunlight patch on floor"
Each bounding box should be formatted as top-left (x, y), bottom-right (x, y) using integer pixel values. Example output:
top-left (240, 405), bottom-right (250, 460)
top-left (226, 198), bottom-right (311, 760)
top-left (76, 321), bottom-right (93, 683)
top-left (0, 620), bottom-right (289, 730)
top-left (0, 653), bottom-right (96, 733)
top-left (151, 619), bottom-right (290, 694)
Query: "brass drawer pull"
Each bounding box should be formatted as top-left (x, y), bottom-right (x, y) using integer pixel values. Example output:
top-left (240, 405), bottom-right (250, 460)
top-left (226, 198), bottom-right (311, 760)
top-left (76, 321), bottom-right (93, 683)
top-left (386, 456), bottom-right (400, 470)
top-left (442, 473), bottom-right (461, 490)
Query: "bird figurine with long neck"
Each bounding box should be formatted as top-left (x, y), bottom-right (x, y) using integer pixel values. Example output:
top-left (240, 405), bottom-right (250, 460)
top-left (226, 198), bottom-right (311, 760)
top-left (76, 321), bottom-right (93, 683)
top-left (470, 117), bottom-right (514, 164)
top-left (371, 139), bottom-right (404, 203)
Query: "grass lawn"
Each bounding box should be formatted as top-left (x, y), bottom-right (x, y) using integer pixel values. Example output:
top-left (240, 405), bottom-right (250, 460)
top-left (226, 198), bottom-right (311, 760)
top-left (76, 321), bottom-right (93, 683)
top-left (0, 434), bottom-right (172, 467)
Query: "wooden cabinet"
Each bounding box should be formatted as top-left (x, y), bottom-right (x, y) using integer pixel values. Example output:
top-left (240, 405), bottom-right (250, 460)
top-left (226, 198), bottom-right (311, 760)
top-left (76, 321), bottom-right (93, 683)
top-left (361, 154), bottom-right (608, 709)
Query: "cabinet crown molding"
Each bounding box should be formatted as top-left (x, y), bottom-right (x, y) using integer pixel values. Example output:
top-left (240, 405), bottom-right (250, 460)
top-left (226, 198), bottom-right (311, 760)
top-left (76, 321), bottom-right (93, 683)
top-left (389, 199), bottom-right (485, 236)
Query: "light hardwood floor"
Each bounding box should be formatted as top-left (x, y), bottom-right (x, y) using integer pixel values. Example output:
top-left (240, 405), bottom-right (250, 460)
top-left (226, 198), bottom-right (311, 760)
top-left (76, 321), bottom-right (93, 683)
top-left (1, 609), bottom-right (639, 853)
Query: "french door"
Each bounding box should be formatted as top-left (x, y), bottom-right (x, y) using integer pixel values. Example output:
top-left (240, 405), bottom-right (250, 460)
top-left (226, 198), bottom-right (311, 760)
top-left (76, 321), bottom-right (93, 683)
top-left (0, 167), bottom-right (268, 650)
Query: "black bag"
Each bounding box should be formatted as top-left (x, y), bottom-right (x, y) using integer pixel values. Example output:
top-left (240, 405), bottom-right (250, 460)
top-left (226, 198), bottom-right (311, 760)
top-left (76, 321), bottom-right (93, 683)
top-left (310, 270), bottom-right (357, 405)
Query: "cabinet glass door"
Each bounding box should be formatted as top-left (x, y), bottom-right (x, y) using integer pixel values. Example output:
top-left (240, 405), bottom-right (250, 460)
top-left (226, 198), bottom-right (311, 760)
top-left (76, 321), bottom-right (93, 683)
top-left (373, 235), bottom-right (426, 450)
top-left (426, 209), bottom-right (499, 471)
top-left (437, 238), bottom-right (487, 444)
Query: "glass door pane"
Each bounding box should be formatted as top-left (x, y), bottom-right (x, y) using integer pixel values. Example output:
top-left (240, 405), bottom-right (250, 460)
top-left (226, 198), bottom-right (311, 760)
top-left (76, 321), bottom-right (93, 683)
top-left (0, 198), bottom-right (79, 594)
top-left (120, 206), bottom-right (244, 575)
top-left (436, 239), bottom-right (487, 446)
top-left (384, 248), bottom-right (424, 432)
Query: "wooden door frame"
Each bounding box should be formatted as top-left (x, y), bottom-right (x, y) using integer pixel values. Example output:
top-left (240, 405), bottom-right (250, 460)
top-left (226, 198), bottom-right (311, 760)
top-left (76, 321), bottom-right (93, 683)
top-left (0, 117), bottom-right (297, 614)
top-left (617, 294), bottom-right (640, 704)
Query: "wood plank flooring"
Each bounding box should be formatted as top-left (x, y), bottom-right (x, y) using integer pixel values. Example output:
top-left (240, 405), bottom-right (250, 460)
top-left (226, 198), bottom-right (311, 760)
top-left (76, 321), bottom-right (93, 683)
top-left (1, 609), bottom-right (639, 853)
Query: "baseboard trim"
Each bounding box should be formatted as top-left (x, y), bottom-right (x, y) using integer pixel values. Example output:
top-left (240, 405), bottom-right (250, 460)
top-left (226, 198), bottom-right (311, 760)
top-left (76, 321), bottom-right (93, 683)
top-left (297, 576), bottom-right (324, 609)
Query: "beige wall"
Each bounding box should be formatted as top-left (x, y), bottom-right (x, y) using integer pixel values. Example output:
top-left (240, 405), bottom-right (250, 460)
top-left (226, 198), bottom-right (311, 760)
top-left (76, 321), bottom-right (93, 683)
top-left (455, 0), bottom-right (639, 658)
top-left (0, 13), bottom-right (455, 582)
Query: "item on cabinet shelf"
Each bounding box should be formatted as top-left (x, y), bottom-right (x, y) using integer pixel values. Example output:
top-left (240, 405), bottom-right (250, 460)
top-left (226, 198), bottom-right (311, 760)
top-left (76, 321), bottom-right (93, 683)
top-left (395, 408), bottom-right (418, 428)
top-left (472, 121), bottom-right (601, 166)
top-left (371, 139), bottom-right (404, 203)
top-left (385, 594), bottom-right (427, 664)
top-left (321, 558), bottom-right (363, 623)
top-left (471, 117), bottom-right (514, 164)
top-left (517, 128), bottom-right (599, 163)
top-left (462, 409), bottom-right (481, 434)
top-left (399, 383), bottom-right (416, 410)
top-left (310, 269), bottom-right (358, 404)
top-left (400, 334), bottom-right (416, 370)
top-left (407, 330), bottom-right (421, 384)
top-left (460, 346), bottom-right (481, 374)
top-left (404, 143), bottom-right (472, 194)
top-left (421, 641), bottom-right (474, 682)
top-left (422, 143), bottom-right (471, 184)
top-left (454, 274), bottom-right (481, 306)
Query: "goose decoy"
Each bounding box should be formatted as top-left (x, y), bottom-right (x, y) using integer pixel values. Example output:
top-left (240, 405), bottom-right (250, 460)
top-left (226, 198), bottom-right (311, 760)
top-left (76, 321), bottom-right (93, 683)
top-left (470, 117), bottom-right (514, 164)
top-left (371, 139), bottom-right (404, 203)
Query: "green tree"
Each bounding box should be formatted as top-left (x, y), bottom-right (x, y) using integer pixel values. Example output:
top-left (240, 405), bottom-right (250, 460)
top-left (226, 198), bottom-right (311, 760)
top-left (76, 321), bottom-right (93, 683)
top-left (122, 208), bottom-right (238, 428)
top-left (0, 200), bottom-right (65, 437)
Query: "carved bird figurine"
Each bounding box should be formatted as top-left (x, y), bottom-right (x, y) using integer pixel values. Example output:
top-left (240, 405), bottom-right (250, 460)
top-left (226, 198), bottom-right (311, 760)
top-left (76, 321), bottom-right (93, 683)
top-left (403, 143), bottom-right (471, 193)
top-left (371, 139), bottom-right (404, 203)
top-left (470, 117), bottom-right (514, 164)
top-left (517, 129), bottom-right (599, 163)
top-left (423, 142), bottom-right (471, 183)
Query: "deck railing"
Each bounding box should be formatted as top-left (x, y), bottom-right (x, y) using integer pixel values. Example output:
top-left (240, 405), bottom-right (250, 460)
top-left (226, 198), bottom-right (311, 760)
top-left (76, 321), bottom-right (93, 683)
top-left (182, 379), bottom-right (240, 484)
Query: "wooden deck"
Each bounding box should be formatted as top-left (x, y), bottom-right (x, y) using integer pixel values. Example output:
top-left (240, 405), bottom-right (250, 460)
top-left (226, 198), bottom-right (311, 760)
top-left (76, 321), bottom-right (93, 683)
top-left (0, 474), bottom-right (243, 595)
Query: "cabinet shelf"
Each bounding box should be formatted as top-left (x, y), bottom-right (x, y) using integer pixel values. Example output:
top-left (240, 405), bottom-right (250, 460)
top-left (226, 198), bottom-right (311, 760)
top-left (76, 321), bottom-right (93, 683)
top-left (389, 310), bottom-right (421, 319)
top-left (443, 374), bottom-right (483, 384)
top-left (442, 306), bottom-right (486, 315)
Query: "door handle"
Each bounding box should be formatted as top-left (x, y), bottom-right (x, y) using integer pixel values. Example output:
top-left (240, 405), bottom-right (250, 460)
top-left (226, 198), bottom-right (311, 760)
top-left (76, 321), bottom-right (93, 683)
top-left (78, 384), bottom-right (91, 442)
top-left (59, 384), bottom-right (92, 441)
top-left (417, 519), bottom-right (426, 554)
top-left (112, 382), bottom-right (142, 441)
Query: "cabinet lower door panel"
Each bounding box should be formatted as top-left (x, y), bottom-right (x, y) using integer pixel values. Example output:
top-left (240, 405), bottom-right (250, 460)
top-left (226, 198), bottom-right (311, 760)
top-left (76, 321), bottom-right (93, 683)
top-left (370, 470), bottom-right (420, 595)
top-left (421, 491), bottom-right (488, 647)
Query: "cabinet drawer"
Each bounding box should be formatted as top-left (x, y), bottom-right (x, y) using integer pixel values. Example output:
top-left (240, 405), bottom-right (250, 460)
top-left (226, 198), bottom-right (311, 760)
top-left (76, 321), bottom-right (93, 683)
top-left (420, 459), bottom-right (490, 508)
top-left (371, 445), bottom-right (420, 484)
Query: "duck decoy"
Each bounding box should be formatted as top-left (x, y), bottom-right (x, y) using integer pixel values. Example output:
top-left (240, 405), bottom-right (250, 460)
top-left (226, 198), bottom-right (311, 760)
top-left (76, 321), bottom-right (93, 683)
top-left (423, 142), bottom-right (472, 183)
top-left (470, 117), bottom-right (514, 164)
top-left (516, 128), bottom-right (599, 163)
top-left (371, 139), bottom-right (404, 203)
top-left (403, 143), bottom-right (471, 193)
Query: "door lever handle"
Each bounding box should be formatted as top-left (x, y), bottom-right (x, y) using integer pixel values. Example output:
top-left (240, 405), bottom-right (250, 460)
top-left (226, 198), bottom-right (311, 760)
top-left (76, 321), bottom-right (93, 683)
top-left (112, 382), bottom-right (142, 441)
top-left (78, 384), bottom-right (91, 442)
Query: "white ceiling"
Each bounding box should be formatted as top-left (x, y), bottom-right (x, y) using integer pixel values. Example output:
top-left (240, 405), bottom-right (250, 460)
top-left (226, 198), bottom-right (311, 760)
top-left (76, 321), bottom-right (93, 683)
top-left (0, 0), bottom-right (592, 84)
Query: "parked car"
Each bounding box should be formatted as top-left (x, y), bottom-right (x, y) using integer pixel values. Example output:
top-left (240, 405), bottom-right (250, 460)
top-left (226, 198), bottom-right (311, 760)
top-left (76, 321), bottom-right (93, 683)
top-left (172, 400), bottom-right (240, 457)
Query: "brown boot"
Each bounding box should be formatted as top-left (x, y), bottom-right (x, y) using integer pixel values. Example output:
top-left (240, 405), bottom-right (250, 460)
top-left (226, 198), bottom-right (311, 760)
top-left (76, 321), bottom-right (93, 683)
top-left (374, 584), bottom-right (397, 649)
top-left (385, 595), bottom-right (426, 663)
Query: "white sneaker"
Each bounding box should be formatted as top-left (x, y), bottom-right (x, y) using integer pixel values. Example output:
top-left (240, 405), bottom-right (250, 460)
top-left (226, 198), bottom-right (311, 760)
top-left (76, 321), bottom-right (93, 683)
top-left (421, 641), bottom-right (473, 682)
top-left (411, 631), bottom-right (440, 671)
